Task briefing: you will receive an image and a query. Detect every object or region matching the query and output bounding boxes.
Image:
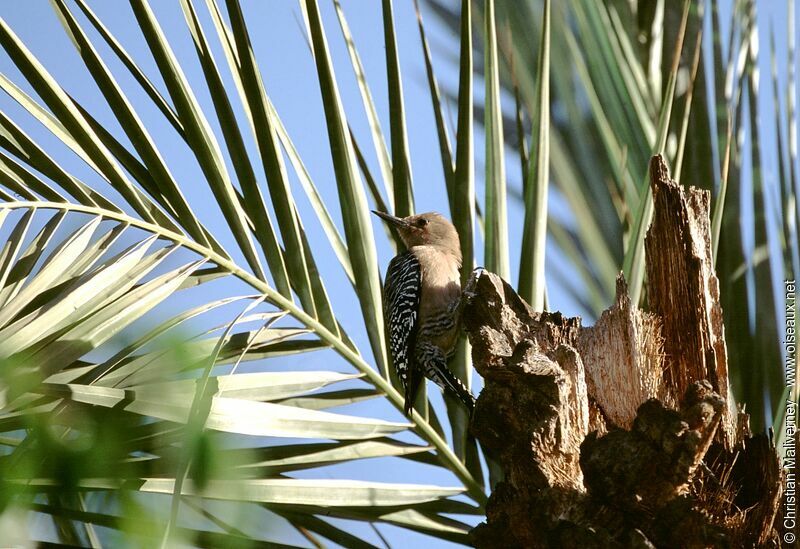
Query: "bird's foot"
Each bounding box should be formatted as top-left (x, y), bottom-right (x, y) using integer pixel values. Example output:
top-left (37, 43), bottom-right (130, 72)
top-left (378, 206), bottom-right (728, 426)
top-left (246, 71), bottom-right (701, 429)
top-left (462, 267), bottom-right (487, 300)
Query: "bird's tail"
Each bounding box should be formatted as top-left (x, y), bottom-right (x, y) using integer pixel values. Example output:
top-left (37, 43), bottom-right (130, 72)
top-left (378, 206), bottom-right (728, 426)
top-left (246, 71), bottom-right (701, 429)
top-left (438, 365), bottom-right (476, 414)
top-left (417, 343), bottom-right (476, 414)
top-left (404, 368), bottom-right (423, 417)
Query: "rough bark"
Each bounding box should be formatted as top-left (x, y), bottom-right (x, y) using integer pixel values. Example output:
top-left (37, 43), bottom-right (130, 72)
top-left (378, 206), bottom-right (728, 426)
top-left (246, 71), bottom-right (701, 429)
top-left (467, 155), bottom-right (782, 547)
top-left (644, 155), bottom-right (738, 448)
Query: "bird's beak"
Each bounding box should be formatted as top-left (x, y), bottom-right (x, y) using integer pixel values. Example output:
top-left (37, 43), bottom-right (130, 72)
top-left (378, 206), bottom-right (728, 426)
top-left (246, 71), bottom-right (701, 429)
top-left (371, 210), bottom-right (408, 228)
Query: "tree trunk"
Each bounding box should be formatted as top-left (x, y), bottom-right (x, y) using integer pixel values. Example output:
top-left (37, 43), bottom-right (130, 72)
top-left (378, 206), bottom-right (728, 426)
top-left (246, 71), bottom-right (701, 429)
top-left (466, 155), bottom-right (783, 548)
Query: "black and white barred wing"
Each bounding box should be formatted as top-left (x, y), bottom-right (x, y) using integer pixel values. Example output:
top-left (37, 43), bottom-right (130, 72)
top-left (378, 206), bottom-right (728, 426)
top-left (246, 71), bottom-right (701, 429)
top-left (383, 252), bottom-right (421, 388)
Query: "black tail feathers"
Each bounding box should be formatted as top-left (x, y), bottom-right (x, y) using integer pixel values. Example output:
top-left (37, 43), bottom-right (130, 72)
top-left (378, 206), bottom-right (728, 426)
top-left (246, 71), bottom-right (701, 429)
top-left (442, 368), bottom-right (476, 415)
top-left (407, 343), bottom-right (476, 416)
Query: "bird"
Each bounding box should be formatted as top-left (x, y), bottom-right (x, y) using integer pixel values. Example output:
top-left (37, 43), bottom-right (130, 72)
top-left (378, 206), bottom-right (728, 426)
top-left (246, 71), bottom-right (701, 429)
top-left (372, 210), bottom-right (476, 417)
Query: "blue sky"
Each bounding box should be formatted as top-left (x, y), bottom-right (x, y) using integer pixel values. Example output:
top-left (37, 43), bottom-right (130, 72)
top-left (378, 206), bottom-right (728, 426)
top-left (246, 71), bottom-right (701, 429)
top-left (0, 0), bottom-right (796, 547)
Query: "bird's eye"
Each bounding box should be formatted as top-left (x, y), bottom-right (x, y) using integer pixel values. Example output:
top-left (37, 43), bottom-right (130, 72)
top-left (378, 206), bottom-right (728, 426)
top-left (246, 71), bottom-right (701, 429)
top-left (416, 218), bottom-right (429, 228)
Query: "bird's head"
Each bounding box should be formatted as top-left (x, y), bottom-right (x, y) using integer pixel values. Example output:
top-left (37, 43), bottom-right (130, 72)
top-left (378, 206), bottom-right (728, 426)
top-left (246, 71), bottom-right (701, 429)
top-left (372, 211), bottom-right (461, 258)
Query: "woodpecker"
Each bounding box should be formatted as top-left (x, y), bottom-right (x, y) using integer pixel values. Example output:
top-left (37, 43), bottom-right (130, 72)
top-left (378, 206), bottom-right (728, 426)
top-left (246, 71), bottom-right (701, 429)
top-left (372, 210), bottom-right (475, 416)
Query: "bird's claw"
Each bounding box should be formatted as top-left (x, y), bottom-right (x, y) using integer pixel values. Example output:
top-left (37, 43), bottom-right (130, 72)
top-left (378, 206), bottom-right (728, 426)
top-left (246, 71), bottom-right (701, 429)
top-left (462, 267), bottom-right (487, 301)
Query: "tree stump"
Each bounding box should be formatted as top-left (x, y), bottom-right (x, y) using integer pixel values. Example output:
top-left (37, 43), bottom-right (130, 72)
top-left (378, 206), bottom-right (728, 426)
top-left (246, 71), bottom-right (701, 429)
top-left (466, 156), bottom-right (783, 548)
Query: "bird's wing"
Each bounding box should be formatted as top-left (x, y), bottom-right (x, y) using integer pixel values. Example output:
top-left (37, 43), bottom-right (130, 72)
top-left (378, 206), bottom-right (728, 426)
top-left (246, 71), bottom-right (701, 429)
top-left (384, 252), bottom-right (421, 389)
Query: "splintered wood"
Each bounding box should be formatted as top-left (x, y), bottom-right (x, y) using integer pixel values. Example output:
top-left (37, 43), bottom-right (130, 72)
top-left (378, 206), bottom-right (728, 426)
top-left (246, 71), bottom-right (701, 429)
top-left (577, 275), bottom-right (666, 429)
top-left (644, 155), bottom-right (737, 448)
top-left (467, 155), bottom-right (782, 548)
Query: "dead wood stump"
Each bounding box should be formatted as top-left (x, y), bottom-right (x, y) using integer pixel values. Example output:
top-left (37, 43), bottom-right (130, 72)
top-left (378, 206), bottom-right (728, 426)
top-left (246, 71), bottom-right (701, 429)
top-left (466, 156), bottom-right (782, 548)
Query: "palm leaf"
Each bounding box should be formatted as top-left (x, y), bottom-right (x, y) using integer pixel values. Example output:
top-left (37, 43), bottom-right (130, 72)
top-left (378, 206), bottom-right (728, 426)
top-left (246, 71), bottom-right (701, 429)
top-left (302, 0), bottom-right (389, 379)
top-left (483, 0), bottom-right (510, 279)
top-left (129, 0), bottom-right (265, 280)
top-left (517, 0), bottom-right (550, 309)
top-left (382, 0), bottom-right (415, 218)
